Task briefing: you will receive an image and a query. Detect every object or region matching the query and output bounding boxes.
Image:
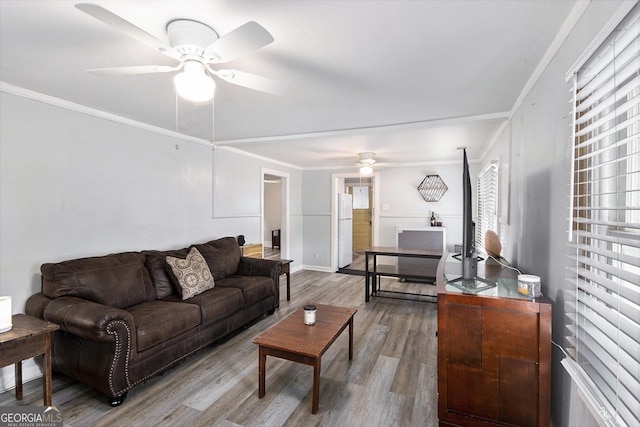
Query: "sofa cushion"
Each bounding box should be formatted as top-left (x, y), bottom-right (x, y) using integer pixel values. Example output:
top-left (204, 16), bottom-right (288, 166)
top-left (163, 287), bottom-right (245, 324)
top-left (142, 248), bottom-right (188, 298)
top-left (41, 252), bottom-right (155, 309)
top-left (166, 248), bottom-right (215, 300)
top-left (127, 300), bottom-right (201, 352)
top-left (216, 275), bottom-right (274, 305)
top-left (193, 237), bottom-right (241, 280)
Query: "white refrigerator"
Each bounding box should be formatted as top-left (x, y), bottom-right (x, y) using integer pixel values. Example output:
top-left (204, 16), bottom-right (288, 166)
top-left (338, 193), bottom-right (353, 268)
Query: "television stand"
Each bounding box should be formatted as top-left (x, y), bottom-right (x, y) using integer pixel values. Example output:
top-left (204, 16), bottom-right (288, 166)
top-left (436, 252), bottom-right (551, 426)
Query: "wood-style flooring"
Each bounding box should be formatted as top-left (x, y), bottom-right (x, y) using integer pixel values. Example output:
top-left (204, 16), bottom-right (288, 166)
top-left (0, 269), bottom-right (439, 427)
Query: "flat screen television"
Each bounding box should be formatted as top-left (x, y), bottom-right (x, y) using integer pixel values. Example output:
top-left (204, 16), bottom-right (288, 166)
top-left (448, 148), bottom-right (495, 291)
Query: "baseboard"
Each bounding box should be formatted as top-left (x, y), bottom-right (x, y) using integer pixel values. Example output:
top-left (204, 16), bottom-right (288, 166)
top-left (301, 264), bottom-right (334, 273)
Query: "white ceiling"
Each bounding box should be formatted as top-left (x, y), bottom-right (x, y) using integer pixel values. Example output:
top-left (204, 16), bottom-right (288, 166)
top-left (0, 0), bottom-right (578, 169)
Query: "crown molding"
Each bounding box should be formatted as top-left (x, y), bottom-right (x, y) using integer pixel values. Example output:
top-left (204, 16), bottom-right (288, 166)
top-left (215, 144), bottom-right (301, 170)
top-left (0, 81), bottom-right (212, 146)
top-left (1, 81), bottom-right (304, 170)
top-left (214, 112), bottom-right (510, 146)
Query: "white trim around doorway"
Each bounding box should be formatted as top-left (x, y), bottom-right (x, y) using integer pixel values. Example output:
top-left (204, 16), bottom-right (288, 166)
top-left (261, 168), bottom-right (290, 260)
top-left (330, 172), bottom-right (380, 272)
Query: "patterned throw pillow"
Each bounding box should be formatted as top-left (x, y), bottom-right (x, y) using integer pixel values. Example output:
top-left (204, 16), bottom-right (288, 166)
top-left (166, 247), bottom-right (215, 300)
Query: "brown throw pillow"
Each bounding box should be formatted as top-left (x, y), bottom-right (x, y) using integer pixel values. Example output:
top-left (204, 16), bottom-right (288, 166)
top-left (166, 247), bottom-right (215, 300)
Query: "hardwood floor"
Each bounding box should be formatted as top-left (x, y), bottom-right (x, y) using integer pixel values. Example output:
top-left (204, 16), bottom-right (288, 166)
top-left (0, 270), bottom-right (439, 427)
top-left (263, 246), bottom-right (281, 260)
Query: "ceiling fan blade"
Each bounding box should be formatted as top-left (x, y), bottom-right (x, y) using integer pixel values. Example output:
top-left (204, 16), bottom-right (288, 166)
top-left (205, 21), bottom-right (274, 63)
top-left (88, 65), bottom-right (182, 76)
top-left (75, 3), bottom-right (169, 52)
top-left (212, 68), bottom-right (286, 95)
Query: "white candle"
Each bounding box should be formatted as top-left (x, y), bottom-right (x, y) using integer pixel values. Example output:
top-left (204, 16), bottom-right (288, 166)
top-left (304, 305), bottom-right (316, 325)
top-left (0, 296), bottom-right (12, 333)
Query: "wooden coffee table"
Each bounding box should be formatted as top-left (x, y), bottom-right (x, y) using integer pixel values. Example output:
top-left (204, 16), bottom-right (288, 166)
top-left (253, 303), bottom-right (357, 413)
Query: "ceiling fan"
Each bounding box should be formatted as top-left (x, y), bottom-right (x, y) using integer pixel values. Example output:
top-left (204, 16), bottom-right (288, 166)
top-left (357, 152), bottom-right (377, 175)
top-left (75, 3), bottom-right (285, 102)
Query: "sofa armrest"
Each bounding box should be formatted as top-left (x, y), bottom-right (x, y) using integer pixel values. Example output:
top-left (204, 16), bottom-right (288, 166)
top-left (238, 257), bottom-right (282, 306)
top-left (42, 296), bottom-right (136, 345)
top-left (237, 257), bottom-right (282, 280)
top-left (25, 292), bottom-right (53, 320)
top-left (32, 295), bottom-right (137, 397)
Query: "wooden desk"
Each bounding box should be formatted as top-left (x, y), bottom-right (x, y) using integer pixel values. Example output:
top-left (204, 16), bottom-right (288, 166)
top-left (436, 253), bottom-right (551, 427)
top-left (0, 314), bottom-right (59, 405)
top-left (364, 247), bottom-right (443, 302)
top-left (253, 304), bottom-right (356, 413)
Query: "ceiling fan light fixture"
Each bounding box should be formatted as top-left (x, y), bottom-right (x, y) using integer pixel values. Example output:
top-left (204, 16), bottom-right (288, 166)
top-left (358, 152), bottom-right (376, 175)
top-left (359, 165), bottom-right (374, 175)
top-left (174, 61), bottom-right (215, 102)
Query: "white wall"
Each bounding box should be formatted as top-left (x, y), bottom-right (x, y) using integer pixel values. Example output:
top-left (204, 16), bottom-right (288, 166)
top-left (301, 171), bottom-right (333, 268)
top-left (0, 91), bottom-right (303, 390)
top-left (377, 162), bottom-right (477, 252)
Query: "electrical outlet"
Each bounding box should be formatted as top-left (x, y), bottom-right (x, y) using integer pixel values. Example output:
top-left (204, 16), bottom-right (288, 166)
top-left (382, 203), bottom-right (390, 211)
top-left (314, 253), bottom-right (320, 260)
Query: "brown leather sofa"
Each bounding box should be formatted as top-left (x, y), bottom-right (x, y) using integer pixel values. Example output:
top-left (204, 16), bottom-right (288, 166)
top-left (25, 237), bottom-right (281, 406)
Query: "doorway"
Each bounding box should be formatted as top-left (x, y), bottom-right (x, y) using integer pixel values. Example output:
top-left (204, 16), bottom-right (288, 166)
top-left (331, 172), bottom-right (379, 272)
top-left (262, 168), bottom-right (290, 260)
top-left (346, 179), bottom-right (372, 252)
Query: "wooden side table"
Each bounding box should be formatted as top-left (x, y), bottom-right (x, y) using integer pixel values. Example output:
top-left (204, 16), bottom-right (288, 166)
top-left (278, 259), bottom-right (293, 301)
top-left (0, 314), bottom-right (59, 405)
top-left (241, 243), bottom-right (263, 258)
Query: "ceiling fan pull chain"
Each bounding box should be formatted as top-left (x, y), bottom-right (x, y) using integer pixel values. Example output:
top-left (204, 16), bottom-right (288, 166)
top-left (211, 95), bottom-right (215, 150)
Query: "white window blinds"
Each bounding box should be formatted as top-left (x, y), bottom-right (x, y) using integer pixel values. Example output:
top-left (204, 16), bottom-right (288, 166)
top-left (567, 4), bottom-right (640, 427)
top-left (477, 161), bottom-right (498, 252)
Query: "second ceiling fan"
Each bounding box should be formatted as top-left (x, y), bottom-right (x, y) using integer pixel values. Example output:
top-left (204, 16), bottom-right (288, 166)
top-left (76, 3), bottom-right (285, 102)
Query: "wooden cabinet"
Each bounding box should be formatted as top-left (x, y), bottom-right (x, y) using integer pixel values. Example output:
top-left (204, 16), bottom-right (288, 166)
top-left (436, 255), bottom-right (551, 426)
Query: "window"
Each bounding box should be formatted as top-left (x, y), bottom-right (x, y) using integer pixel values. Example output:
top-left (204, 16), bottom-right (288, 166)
top-left (476, 161), bottom-right (498, 253)
top-left (567, 4), bottom-right (639, 427)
